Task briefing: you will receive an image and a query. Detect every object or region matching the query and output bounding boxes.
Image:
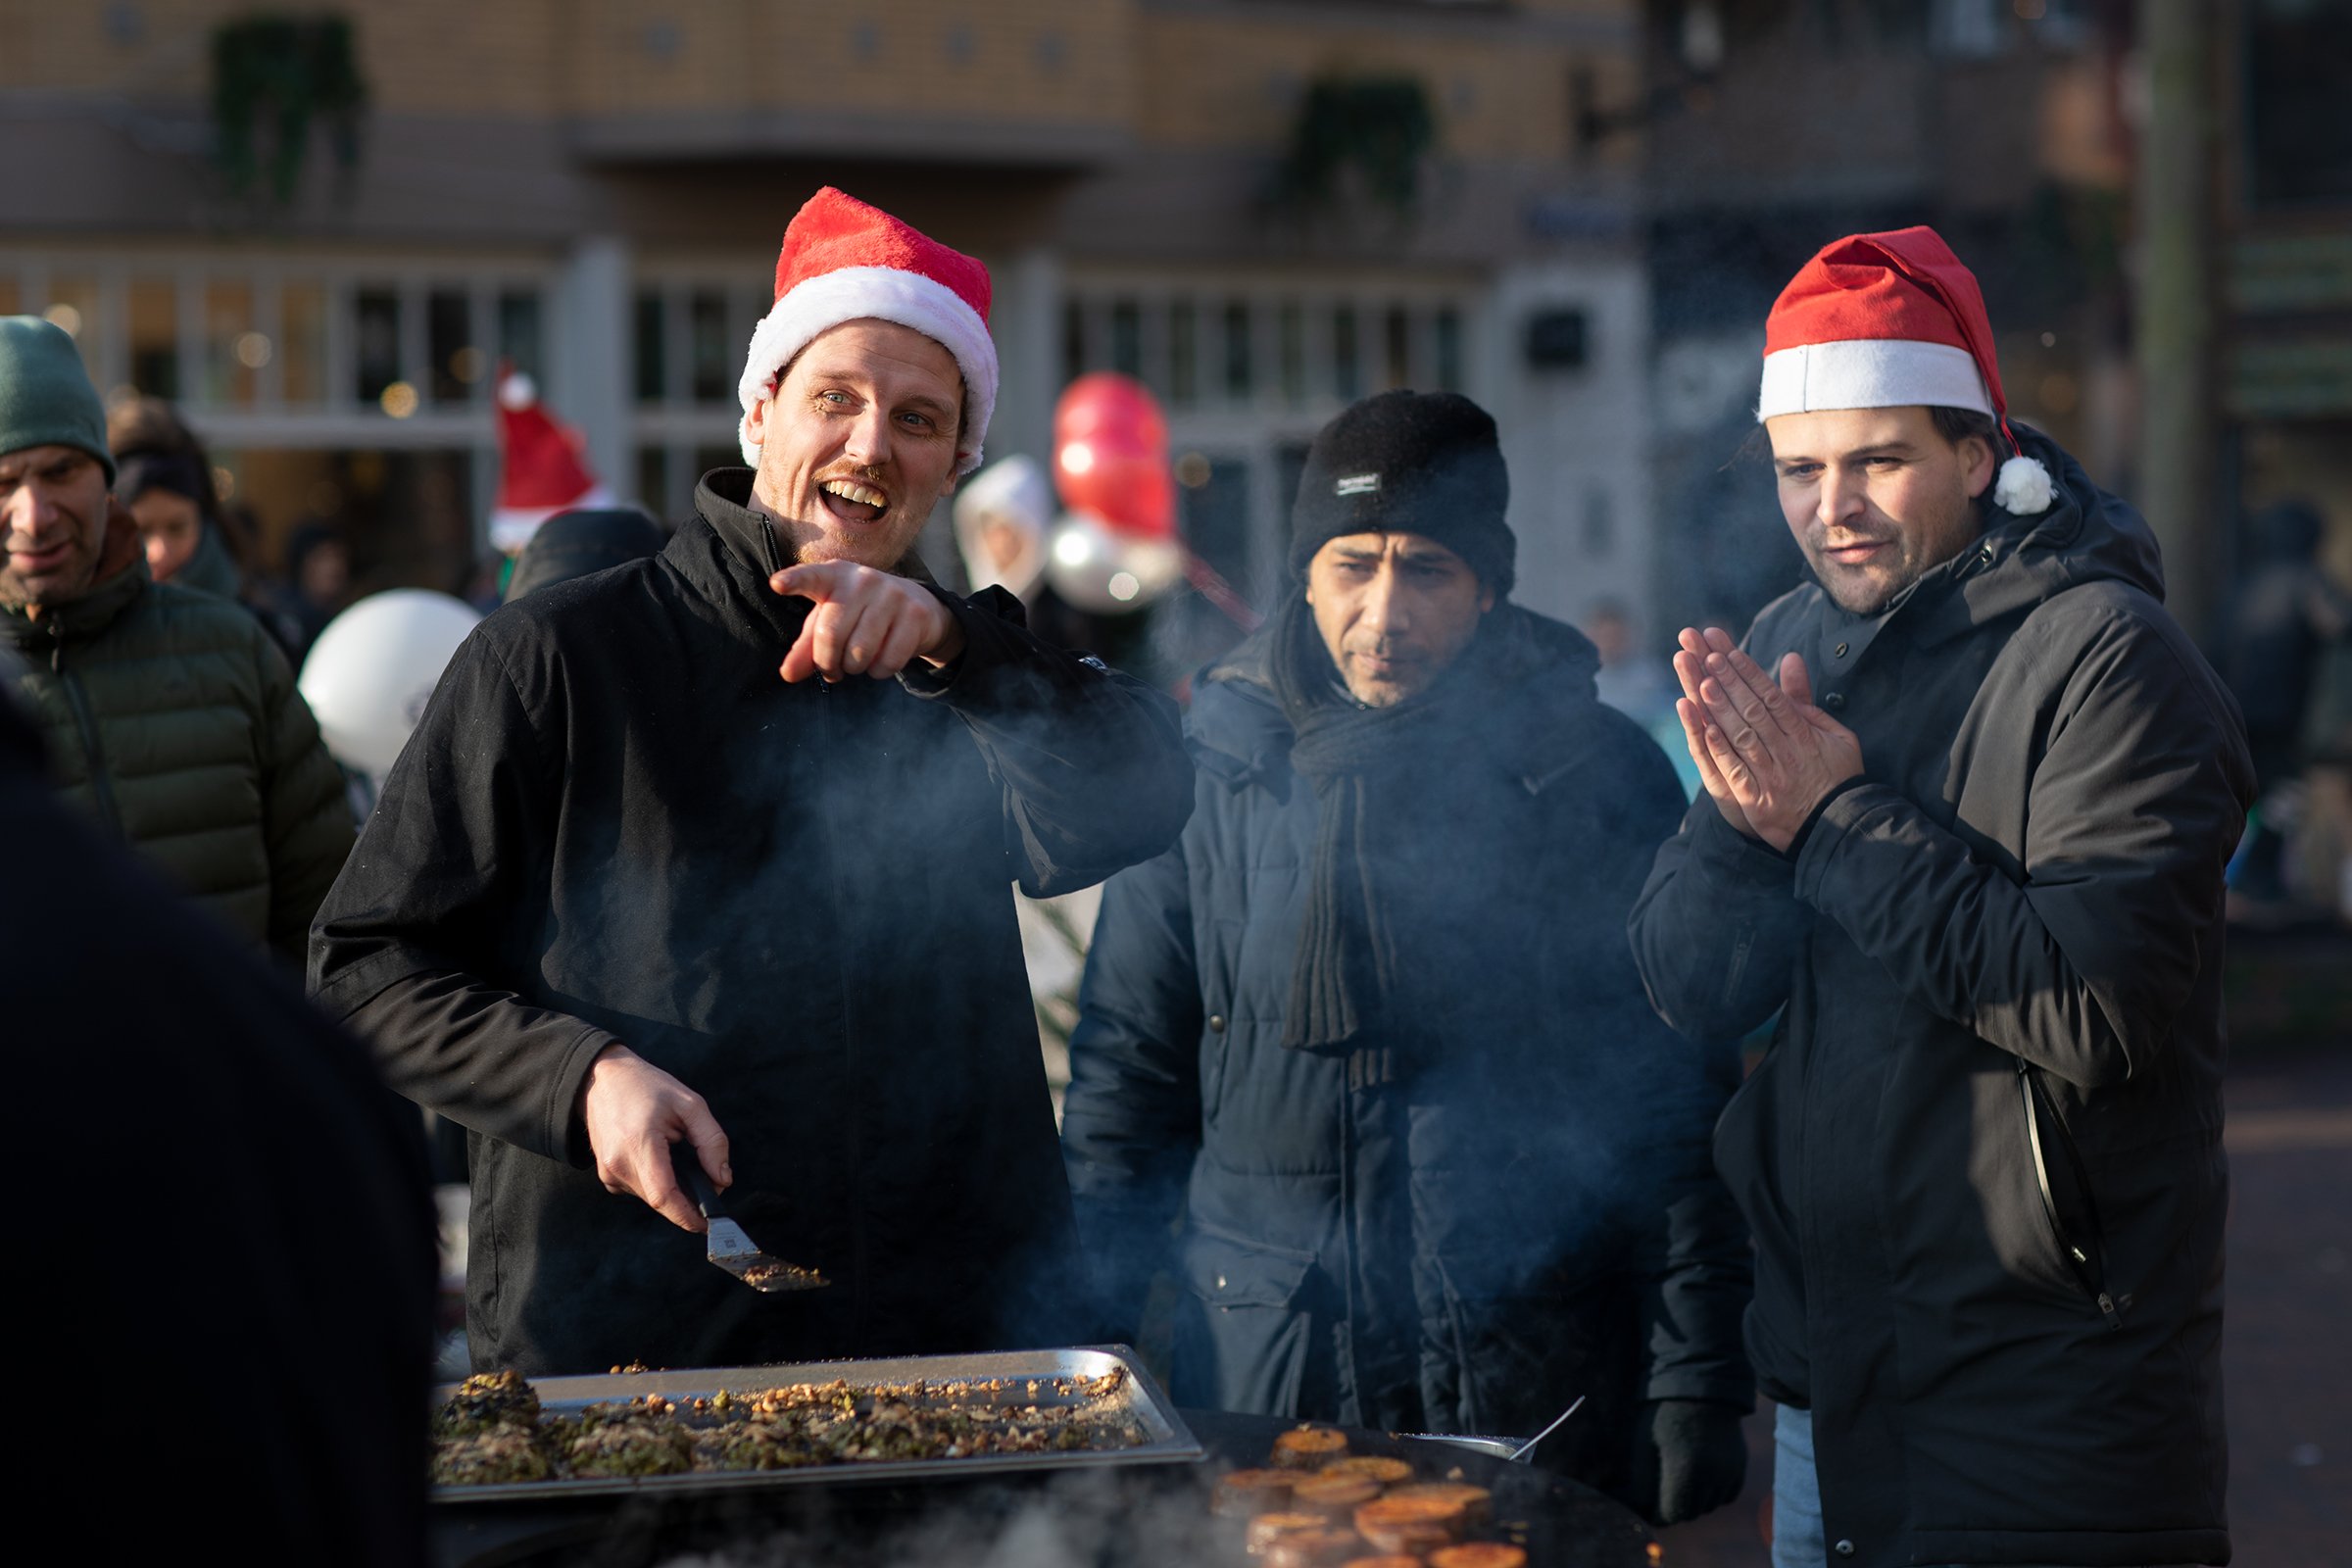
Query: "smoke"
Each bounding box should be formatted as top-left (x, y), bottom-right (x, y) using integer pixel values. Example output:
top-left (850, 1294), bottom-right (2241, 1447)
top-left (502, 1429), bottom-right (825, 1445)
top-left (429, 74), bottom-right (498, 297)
top-left (644, 1464), bottom-right (1241, 1568)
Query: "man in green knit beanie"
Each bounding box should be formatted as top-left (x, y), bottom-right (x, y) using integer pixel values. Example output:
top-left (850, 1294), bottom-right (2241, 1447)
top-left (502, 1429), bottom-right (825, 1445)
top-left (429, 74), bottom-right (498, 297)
top-left (1, 316), bottom-right (355, 962)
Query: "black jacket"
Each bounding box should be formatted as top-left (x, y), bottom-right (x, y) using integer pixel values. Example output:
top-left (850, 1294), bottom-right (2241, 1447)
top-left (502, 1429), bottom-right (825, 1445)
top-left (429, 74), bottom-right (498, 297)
top-left (4, 679), bottom-right (434, 1565)
top-left (310, 469), bottom-right (1193, 1376)
top-left (1630, 429), bottom-right (2252, 1567)
top-left (1063, 606), bottom-right (1751, 1492)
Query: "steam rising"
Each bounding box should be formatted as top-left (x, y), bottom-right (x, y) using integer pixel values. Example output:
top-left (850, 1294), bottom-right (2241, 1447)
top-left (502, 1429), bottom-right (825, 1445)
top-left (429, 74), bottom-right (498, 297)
top-left (646, 1465), bottom-right (1240, 1568)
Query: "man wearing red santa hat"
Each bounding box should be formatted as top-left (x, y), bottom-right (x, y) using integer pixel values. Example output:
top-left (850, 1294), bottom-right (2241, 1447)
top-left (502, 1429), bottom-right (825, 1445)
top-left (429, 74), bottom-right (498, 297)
top-left (311, 189), bottom-right (1193, 1375)
top-left (1631, 228), bottom-right (2250, 1567)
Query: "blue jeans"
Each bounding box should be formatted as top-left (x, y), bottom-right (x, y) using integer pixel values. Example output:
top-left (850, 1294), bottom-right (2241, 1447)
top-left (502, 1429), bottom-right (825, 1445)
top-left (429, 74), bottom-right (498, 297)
top-left (1771, 1404), bottom-right (2146, 1568)
top-left (1772, 1404), bottom-right (1827, 1568)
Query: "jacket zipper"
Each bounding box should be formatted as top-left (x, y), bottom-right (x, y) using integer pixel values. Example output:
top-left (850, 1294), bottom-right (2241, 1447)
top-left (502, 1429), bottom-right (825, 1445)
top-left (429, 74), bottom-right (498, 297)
top-left (48, 635), bottom-right (124, 839)
top-left (2018, 1058), bottom-right (2128, 1330)
top-left (814, 668), bottom-right (870, 1321)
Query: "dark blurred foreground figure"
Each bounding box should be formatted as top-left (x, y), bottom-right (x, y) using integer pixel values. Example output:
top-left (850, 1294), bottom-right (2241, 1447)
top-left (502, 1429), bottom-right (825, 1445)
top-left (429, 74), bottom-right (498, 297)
top-left (313, 189), bottom-right (1193, 1376)
top-left (3, 664), bottom-right (434, 1565)
top-left (0, 318), bottom-right (354, 964)
top-left (1064, 391), bottom-right (1752, 1525)
top-left (1632, 228), bottom-right (2251, 1568)
top-left (505, 504), bottom-right (666, 602)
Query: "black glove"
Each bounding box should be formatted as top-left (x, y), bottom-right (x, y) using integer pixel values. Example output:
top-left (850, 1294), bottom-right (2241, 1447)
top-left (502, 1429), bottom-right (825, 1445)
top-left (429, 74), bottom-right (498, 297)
top-left (1628, 1397), bottom-right (1749, 1526)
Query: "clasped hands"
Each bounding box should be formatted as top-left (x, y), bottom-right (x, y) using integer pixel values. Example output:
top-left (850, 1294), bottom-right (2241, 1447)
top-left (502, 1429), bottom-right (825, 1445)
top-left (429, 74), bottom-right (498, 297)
top-left (1672, 626), bottom-right (1864, 853)
top-left (768, 562), bottom-right (966, 684)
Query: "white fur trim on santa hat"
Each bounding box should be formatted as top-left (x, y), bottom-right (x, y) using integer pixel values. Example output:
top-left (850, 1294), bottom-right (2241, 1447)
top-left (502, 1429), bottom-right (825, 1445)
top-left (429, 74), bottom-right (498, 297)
top-left (490, 482), bottom-right (614, 553)
top-left (736, 266), bottom-right (998, 476)
top-left (1757, 338), bottom-right (1991, 421)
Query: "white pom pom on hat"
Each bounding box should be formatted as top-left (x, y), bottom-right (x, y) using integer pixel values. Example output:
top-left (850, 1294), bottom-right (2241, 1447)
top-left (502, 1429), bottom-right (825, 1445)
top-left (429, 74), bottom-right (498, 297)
top-left (736, 187), bottom-right (998, 477)
top-left (1993, 454), bottom-right (2054, 515)
top-left (1757, 224), bottom-right (2055, 515)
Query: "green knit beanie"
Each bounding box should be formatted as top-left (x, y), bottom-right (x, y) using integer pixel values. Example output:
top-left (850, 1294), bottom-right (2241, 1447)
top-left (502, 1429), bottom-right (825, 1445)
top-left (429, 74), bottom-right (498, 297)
top-left (0, 317), bottom-right (115, 484)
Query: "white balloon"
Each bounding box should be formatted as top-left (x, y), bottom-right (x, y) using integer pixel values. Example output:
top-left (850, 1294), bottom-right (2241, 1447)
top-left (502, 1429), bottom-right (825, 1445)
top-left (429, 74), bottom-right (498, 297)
top-left (298, 590), bottom-right (482, 780)
top-left (1043, 512), bottom-right (1184, 615)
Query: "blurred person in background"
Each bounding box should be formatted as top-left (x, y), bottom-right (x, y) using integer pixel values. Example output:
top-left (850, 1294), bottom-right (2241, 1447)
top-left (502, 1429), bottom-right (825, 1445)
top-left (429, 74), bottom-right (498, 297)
top-left (1586, 598), bottom-right (1678, 728)
top-left (106, 393), bottom-right (244, 599)
top-left (953, 453), bottom-right (1052, 602)
top-left (311, 189), bottom-right (1192, 1377)
top-left (3, 662), bottom-right (434, 1563)
top-left (955, 449), bottom-right (1157, 671)
top-left (271, 517), bottom-right (352, 662)
top-left (504, 504), bottom-right (666, 603)
top-left (0, 316), bottom-right (354, 965)
top-left (1631, 229), bottom-right (2249, 1568)
top-left (1063, 391), bottom-right (1752, 1526)
top-left (2218, 497), bottom-right (2352, 912)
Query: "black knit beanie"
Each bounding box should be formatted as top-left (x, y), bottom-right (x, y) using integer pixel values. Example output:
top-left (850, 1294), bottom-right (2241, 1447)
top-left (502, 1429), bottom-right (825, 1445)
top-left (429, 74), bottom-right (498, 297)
top-left (1286, 389), bottom-right (1513, 597)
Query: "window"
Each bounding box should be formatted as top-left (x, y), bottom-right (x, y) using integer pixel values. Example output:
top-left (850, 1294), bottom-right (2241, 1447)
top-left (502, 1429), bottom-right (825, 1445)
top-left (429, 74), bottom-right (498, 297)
top-left (203, 281), bottom-right (259, 407)
top-left (1222, 301), bottom-right (1252, 400)
top-left (1435, 308), bottom-right (1463, 392)
top-left (128, 278), bottom-right (178, 398)
top-left (1383, 305), bottom-right (1411, 391)
top-left (428, 290), bottom-right (473, 405)
top-left (637, 447), bottom-right (669, 522)
top-left (354, 289), bottom-right (401, 403)
top-left (281, 282), bottom-right (327, 404)
top-left (1278, 304), bottom-right (1306, 408)
top-left (498, 290), bottom-right (542, 380)
top-left (43, 275), bottom-right (102, 383)
top-left (1058, 284), bottom-right (1473, 413)
top-left (1061, 299), bottom-right (1086, 387)
top-left (1110, 299), bottom-right (1143, 379)
top-left (1169, 300), bottom-right (1198, 409)
top-left (634, 291), bottom-right (666, 404)
top-left (689, 291), bottom-right (730, 403)
top-left (1332, 306), bottom-right (1361, 402)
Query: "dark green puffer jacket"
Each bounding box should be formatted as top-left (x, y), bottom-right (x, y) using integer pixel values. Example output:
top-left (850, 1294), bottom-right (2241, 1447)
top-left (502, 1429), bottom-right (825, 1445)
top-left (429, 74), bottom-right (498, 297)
top-left (4, 528), bottom-right (354, 962)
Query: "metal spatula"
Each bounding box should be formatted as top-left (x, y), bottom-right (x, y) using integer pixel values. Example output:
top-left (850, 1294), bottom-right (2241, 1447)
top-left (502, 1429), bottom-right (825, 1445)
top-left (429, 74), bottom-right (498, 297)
top-left (673, 1145), bottom-right (830, 1293)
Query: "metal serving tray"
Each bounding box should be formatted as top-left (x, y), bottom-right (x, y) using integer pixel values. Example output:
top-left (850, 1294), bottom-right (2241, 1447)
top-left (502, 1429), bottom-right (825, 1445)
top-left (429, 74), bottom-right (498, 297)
top-left (432, 1345), bottom-right (1201, 1503)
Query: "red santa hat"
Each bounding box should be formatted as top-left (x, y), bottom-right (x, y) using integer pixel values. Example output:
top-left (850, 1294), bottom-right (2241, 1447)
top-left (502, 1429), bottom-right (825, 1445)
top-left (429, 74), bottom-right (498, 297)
top-left (1758, 225), bottom-right (2054, 514)
top-left (736, 187), bottom-right (997, 476)
top-left (490, 369), bottom-right (612, 552)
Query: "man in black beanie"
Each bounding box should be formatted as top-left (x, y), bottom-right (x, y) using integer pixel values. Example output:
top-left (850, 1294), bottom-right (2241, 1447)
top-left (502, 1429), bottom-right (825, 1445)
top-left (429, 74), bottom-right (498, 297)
top-left (1064, 389), bottom-right (1756, 1525)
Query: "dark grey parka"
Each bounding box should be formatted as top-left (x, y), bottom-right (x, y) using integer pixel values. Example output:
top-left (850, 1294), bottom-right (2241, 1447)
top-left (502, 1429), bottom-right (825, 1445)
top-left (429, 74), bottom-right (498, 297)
top-left (310, 470), bottom-right (1193, 1377)
top-left (1064, 607), bottom-right (1751, 1494)
top-left (1630, 429), bottom-right (2252, 1567)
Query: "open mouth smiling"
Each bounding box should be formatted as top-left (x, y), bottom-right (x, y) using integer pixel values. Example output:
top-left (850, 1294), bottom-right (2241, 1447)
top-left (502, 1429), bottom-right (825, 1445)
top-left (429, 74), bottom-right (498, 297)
top-left (818, 477), bottom-right (890, 526)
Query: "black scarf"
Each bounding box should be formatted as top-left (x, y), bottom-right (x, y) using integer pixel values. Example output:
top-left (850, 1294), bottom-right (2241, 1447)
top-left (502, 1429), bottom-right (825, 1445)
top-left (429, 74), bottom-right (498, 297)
top-left (1268, 593), bottom-right (1538, 1066)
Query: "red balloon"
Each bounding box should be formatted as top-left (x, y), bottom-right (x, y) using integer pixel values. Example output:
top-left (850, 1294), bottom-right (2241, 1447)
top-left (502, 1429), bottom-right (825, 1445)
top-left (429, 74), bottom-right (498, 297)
top-left (1054, 372), bottom-right (1168, 453)
top-left (1061, 448), bottom-right (1176, 540)
top-left (1053, 372), bottom-right (1176, 538)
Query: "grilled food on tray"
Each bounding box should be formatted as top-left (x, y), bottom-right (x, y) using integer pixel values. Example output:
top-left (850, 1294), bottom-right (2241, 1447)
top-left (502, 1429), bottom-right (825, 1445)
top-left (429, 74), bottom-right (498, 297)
top-left (432, 1370), bottom-right (541, 1439)
top-left (1219, 1431), bottom-right (1523, 1566)
top-left (430, 1369), bottom-right (1148, 1487)
top-left (431, 1428), bottom-right (553, 1486)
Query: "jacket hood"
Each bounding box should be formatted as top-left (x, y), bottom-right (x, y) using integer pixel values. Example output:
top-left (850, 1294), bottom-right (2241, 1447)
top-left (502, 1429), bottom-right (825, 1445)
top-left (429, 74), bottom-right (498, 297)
top-left (1906, 424), bottom-right (2165, 647)
top-left (1188, 599), bottom-right (1602, 787)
